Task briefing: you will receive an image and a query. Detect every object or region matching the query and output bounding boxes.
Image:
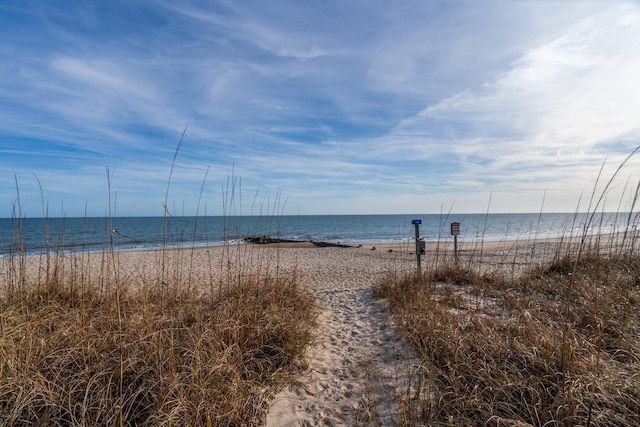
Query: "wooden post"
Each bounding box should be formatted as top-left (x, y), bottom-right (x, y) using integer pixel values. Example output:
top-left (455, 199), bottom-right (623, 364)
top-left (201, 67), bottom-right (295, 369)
top-left (412, 219), bottom-right (422, 273)
top-left (415, 222), bottom-right (421, 272)
top-left (451, 222), bottom-right (460, 267)
top-left (454, 234), bottom-right (458, 266)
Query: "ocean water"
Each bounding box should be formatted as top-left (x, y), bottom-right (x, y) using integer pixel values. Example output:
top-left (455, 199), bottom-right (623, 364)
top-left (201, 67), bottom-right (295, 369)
top-left (0, 212), bottom-right (638, 257)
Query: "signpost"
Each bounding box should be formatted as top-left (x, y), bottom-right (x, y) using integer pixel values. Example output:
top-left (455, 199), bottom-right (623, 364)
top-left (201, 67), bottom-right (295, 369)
top-left (451, 222), bottom-right (460, 266)
top-left (412, 219), bottom-right (423, 272)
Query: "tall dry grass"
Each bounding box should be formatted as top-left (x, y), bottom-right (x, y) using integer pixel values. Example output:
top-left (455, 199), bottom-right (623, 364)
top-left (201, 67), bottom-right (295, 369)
top-left (0, 215), bottom-right (316, 426)
top-left (373, 150), bottom-right (640, 426)
top-left (0, 268), bottom-right (315, 426)
top-left (1, 152), bottom-right (317, 425)
top-left (343, 223), bottom-right (638, 425)
top-left (374, 246), bottom-right (640, 425)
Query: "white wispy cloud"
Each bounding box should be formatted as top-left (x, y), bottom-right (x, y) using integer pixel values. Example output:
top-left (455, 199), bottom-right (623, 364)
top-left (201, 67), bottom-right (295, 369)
top-left (381, 3), bottom-right (640, 195)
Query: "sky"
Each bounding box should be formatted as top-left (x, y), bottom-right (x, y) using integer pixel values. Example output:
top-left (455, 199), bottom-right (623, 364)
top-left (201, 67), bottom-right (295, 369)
top-left (2, 0), bottom-right (640, 217)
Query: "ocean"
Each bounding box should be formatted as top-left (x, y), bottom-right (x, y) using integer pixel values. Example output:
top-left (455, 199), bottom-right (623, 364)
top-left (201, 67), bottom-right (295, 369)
top-left (0, 212), bottom-right (638, 257)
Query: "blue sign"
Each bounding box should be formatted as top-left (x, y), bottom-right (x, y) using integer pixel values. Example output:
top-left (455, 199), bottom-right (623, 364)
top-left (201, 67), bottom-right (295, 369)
top-left (411, 219), bottom-right (422, 225)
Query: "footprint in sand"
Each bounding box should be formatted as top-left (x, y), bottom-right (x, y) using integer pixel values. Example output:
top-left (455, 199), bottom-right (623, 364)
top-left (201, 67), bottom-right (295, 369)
top-left (265, 247), bottom-right (417, 426)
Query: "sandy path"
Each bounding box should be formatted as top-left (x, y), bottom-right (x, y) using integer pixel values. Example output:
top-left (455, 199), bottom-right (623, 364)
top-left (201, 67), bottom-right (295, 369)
top-left (262, 239), bottom-right (553, 425)
top-left (264, 246), bottom-right (418, 426)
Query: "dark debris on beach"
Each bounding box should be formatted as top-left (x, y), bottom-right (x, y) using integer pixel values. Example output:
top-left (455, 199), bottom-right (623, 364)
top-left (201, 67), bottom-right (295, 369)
top-left (244, 235), bottom-right (354, 248)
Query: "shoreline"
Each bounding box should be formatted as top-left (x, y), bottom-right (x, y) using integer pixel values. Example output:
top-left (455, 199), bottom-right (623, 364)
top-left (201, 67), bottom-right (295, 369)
top-left (5, 218), bottom-right (636, 259)
top-left (6, 228), bottom-right (634, 259)
top-left (3, 222), bottom-right (636, 264)
top-left (7, 230), bottom-right (634, 297)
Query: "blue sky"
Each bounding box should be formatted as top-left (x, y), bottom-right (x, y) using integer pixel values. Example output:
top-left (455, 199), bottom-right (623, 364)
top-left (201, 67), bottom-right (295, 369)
top-left (2, 0), bottom-right (640, 217)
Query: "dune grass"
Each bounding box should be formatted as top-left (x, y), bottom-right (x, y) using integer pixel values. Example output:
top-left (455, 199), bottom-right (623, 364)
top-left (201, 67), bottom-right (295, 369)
top-left (373, 234), bottom-right (640, 426)
top-left (0, 237), bottom-right (316, 426)
top-left (1, 140), bottom-right (317, 425)
top-left (369, 149), bottom-right (640, 425)
top-left (1, 143), bottom-right (320, 425)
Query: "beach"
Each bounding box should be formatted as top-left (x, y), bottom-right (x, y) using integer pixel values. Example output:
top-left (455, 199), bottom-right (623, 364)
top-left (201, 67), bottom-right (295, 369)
top-left (5, 241), bottom-right (418, 424)
top-left (4, 233), bottom-right (636, 425)
top-left (8, 241), bottom-right (431, 424)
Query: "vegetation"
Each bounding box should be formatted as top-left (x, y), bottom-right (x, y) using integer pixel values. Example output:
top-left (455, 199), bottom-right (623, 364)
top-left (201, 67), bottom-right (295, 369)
top-left (373, 241), bottom-right (640, 426)
top-left (368, 146), bottom-right (640, 426)
top-left (0, 214), bottom-right (316, 426)
top-left (1, 143), bottom-right (318, 426)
